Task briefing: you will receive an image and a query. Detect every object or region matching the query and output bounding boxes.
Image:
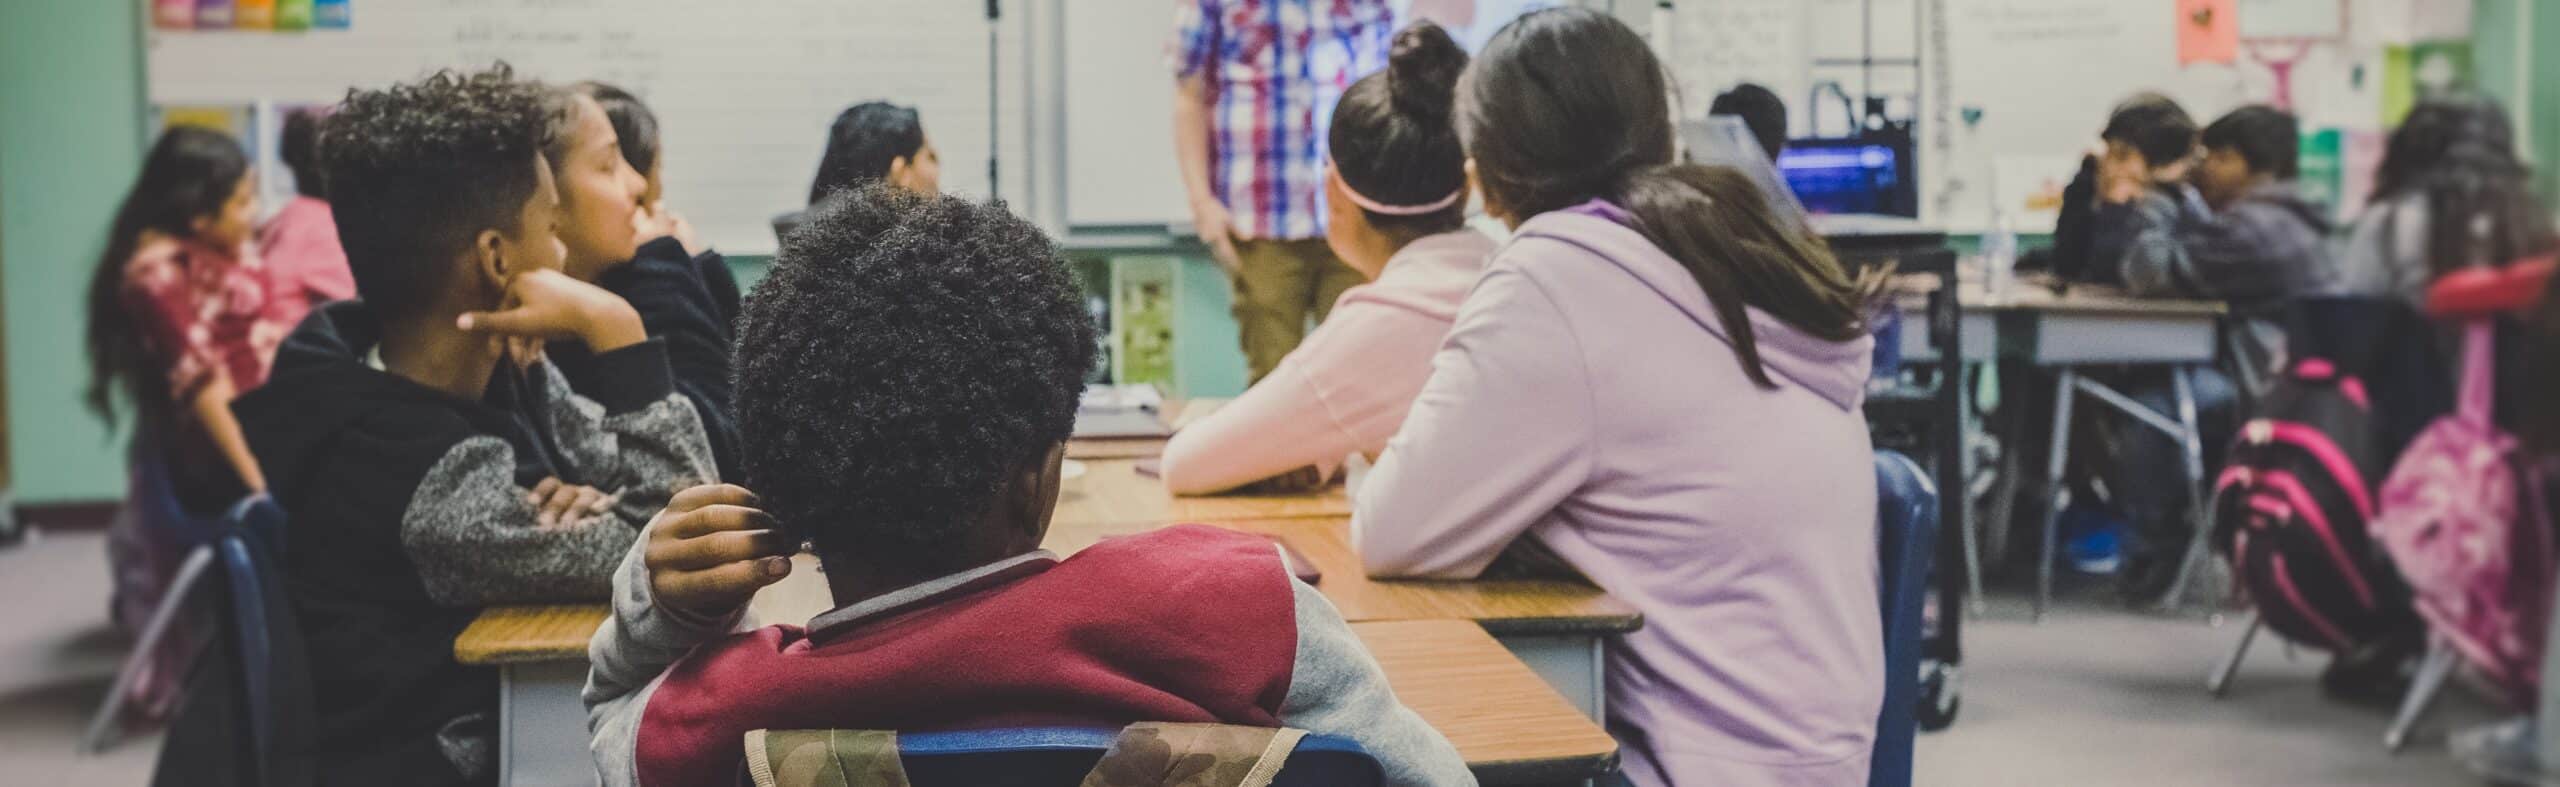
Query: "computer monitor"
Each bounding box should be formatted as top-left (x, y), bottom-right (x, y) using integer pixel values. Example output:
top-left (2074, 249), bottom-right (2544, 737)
top-left (1780, 135), bottom-right (1918, 217)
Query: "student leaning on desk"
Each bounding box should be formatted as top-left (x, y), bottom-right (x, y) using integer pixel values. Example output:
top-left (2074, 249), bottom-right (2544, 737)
top-left (1350, 9), bottom-right (1884, 786)
top-left (581, 185), bottom-right (1470, 786)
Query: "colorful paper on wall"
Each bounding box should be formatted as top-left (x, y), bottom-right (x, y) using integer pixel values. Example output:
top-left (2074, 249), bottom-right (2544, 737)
top-left (312, 0), bottom-right (351, 29)
top-left (1112, 258), bottom-right (1178, 390)
top-left (234, 0), bottom-right (274, 30)
top-left (273, 0), bottom-right (313, 30)
top-left (2382, 41), bottom-right (2473, 126)
top-left (2179, 0), bottom-right (2240, 65)
top-left (195, 0), bottom-right (235, 29)
top-left (154, 0), bottom-right (197, 29)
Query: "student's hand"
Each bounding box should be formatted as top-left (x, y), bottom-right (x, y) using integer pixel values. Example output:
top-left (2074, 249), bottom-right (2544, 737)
top-left (457, 268), bottom-right (648, 352)
top-left (645, 484), bottom-right (797, 620)
top-left (1241, 465), bottom-right (1328, 495)
top-left (634, 201), bottom-right (702, 256)
top-left (1188, 197), bottom-right (1242, 276)
top-left (2098, 145), bottom-right (2152, 205)
top-left (528, 477), bottom-right (615, 529)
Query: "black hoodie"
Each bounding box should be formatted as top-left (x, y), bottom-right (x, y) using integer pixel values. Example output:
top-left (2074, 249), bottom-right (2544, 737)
top-left (547, 235), bottom-right (742, 478)
top-left (233, 301), bottom-right (714, 785)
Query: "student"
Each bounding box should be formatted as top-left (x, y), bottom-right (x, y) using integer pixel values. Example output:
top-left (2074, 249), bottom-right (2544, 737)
top-left (86, 126), bottom-right (275, 513)
top-left (774, 101), bottom-right (938, 240)
top-left (1171, 0), bottom-right (1394, 382)
top-left (2337, 95), bottom-right (2557, 306)
top-left (582, 185), bottom-right (1469, 787)
top-left (2085, 104), bottom-right (2328, 600)
top-left (1352, 9), bottom-right (1881, 785)
top-left (258, 107), bottom-right (356, 328)
top-left (1708, 82), bottom-right (1788, 164)
top-left (229, 66), bottom-right (714, 784)
top-left (86, 126), bottom-right (280, 719)
top-left (2045, 94), bottom-right (2199, 284)
top-left (539, 82), bottom-right (744, 479)
top-left (1158, 21), bottom-right (1491, 495)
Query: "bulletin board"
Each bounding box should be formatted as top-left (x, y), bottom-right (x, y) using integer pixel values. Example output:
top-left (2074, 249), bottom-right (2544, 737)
top-left (144, 0), bottom-right (1002, 255)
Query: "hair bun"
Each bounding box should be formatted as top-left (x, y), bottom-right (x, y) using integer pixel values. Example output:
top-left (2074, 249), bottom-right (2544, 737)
top-left (1387, 21), bottom-right (1468, 126)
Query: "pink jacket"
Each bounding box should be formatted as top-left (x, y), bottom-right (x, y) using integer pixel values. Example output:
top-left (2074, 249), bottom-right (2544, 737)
top-left (1353, 203), bottom-right (1882, 786)
top-left (1161, 230), bottom-right (1495, 494)
top-left (257, 196), bottom-right (356, 329)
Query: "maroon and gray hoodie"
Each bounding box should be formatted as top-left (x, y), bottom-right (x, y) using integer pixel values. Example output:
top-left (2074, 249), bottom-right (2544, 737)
top-left (581, 525), bottom-right (1473, 786)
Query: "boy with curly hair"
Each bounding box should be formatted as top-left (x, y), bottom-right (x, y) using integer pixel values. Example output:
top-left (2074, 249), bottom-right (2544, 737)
top-left (230, 65), bottom-right (714, 784)
top-left (581, 184), bottom-right (1468, 786)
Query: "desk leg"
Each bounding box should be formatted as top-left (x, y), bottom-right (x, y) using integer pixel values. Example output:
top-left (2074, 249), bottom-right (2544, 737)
top-left (2034, 370), bottom-right (2077, 621)
top-left (498, 661), bottom-right (599, 787)
top-left (2158, 366), bottom-right (2216, 611)
top-left (1497, 633), bottom-right (1605, 722)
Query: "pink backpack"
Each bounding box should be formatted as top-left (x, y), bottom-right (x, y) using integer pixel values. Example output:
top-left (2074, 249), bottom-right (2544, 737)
top-left (2372, 322), bottom-right (2558, 705)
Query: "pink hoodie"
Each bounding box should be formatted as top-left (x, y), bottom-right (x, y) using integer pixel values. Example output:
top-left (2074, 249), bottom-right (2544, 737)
top-left (256, 196), bottom-right (356, 329)
top-left (1161, 229), bottom-right (1496, 493)
top-left (1353, 203), bottom-right (1882, 786)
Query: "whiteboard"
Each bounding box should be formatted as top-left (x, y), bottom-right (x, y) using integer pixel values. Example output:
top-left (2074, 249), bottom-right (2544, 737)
top-left (146, 0), bottom-right (995, 255)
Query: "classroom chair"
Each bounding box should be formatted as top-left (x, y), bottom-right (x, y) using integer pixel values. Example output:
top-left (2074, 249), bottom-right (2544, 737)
top-left (740, 725), bottom-right (1383, 787)
top-left (84, 445), bottom-right (240, 754)
top-left (1872, 450), bottom-right (1939, 787)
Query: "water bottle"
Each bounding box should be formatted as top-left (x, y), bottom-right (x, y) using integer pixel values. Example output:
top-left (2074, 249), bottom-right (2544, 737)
top-left (1983, 210), bottom-right (2018, 303)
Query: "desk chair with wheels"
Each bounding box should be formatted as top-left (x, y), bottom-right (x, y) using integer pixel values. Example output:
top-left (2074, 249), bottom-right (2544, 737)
top-left (741, 725), bottom-right (1382, 787)
top-left (1871, 450), bottom-right (1939, 787)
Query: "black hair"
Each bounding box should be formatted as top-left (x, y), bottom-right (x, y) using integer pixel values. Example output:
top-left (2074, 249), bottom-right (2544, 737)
top-left (322, 65), bottom-right (557, 323)
top-left (1461, 7), bottom-right (1867, 388)
top-left (735, 184), bottom-right (1095, 580)
top-left (1328, 21), bottom-right (1470, 240)
top-left (574, 82), bottom-right (660, 176)
top-left (279, 108), bottom-right (327, 199)
top-left (2101, 93), bottom-right (2200, 167)
top-left (1708, 82), bottom-right (1788, 163)
top-left (84, 125), bottom-right (251, 425)
top-left (808, 102), bottom-right (924, 205)
top-left (2371, 95), bottom-right (2557, 278)
top-left (2201, 104), bottom-right (2300, 179)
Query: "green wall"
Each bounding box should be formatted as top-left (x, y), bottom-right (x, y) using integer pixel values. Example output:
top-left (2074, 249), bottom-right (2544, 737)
top-left (2, 4), bottom-right (2554, 503)
top-left (2, 0), bottom-right (145, 504)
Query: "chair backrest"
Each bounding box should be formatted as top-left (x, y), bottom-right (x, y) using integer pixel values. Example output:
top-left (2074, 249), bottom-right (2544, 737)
top-left (1870, 450), bottom-right (1938, 787)
top-left (746, 726), bottom-right (1383, 787)
top-left (218, 496), bottom-right (312, 787)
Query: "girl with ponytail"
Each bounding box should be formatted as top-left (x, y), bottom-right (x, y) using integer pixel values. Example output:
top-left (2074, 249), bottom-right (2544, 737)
top-left (1349, 9), bottom-right (1884, 785)
top-left (1158, 21), bottom-right (1497, 495)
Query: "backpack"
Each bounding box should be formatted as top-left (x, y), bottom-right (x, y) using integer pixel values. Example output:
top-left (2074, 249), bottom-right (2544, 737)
top-left (2213, 356), bottom-right (2420, 651)
top-left (2374, 321), bottom-right (2558, 705)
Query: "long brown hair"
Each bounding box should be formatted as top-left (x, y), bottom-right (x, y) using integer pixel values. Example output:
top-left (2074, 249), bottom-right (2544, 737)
top-left (85, 126), bottom-right (250, 427)
top-left (1460, 7), bottom-right (1868, 387)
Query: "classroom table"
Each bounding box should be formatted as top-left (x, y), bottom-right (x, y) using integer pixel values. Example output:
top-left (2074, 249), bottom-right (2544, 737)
top-left (1051, 457), bottom-right (1354, 527)
top-left (1897, 274), bottom-right (2228, 617)
top-left (454, 609), bottom-right (1620, 786)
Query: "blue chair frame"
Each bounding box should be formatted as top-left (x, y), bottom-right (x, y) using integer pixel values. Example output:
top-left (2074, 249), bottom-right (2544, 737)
top-left (1871, 450), bottom-right (1939, 787)
top-left (751, 726), bottom-right (1383, 787)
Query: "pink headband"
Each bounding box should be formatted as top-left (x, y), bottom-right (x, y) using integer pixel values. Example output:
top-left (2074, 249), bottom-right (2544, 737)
top-left (1331, 164), bottom-right (1466, 216)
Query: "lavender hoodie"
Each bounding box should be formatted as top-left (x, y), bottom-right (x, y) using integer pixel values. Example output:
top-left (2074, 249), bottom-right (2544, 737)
top-left (1353, 203), bottom-right (1882, 786)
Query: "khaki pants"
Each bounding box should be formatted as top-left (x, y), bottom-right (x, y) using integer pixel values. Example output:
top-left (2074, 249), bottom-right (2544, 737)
top-left (1229, 238), bottom-right (1364, 382)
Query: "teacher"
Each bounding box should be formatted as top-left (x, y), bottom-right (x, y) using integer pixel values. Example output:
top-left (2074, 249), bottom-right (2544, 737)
top-left (1169, 0), bottom-right (1394, 382)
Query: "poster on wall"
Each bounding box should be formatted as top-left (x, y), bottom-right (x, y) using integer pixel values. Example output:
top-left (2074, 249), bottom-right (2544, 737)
top-left (2382, 41), bottom-right (2473, 126)
top-left (156, 0), bottom-right (348, 31)
top-left (1111, 258), bottom-right (1179, 392)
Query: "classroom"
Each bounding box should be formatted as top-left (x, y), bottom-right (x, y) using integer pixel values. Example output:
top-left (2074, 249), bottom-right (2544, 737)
top-left (1, 0), bottom-right (2557, 785)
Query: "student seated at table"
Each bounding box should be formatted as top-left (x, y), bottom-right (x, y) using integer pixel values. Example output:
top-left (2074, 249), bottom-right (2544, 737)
top-left (2083, 104), bottom-right (2330, 601)
top-left (2338, 95), bottom-right (2557, 306)
top-left (1158, 21), bottom-right (1493, 494)
top-left (2042, 93), bottom-right (2199, 284)
top-left (229, 65), bottom-right (714, 785)
top-left (582, 184), bottom-right (1469, 787)
top-left (531, 82), bottom-right (745, 479)
top-left (1708, 82), bottom-right (1787, 164)
top-left (258, 106), bottom-right (357, 329)
top-left (772, 100), bottom-right (940, 240)
top-left (1349, 9), bottom-right (1881, 785)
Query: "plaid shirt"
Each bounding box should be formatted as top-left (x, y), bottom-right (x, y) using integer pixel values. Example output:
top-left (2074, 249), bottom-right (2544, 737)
top-left (1170, 0), bottom-right (1392, 240)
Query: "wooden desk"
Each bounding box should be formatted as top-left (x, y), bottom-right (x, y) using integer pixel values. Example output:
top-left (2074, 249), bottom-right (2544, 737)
top-left (1052, 459), bottom-right (1353, 527)
top-left (1062, 398), bottom-right (1227, 461)
top-left (456, 613), bottom-right (1619, 785)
